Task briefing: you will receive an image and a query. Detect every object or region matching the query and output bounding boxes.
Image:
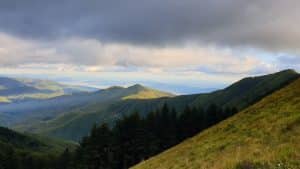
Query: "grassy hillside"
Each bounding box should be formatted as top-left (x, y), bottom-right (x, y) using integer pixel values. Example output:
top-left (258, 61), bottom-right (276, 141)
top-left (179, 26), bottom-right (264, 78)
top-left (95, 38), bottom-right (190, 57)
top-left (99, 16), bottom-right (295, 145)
top-left (0, 96), bottom-right (10, 103)
top-left (122, 84), bottom-right (174, 100)
top-left (189, 69), bottom-right (299, 110)
top-left (133, 78), bottom-right (300, 169)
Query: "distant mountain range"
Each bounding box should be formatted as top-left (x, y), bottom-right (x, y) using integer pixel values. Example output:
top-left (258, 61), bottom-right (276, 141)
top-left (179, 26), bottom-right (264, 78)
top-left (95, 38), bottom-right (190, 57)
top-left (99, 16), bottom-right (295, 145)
top-left (133, 73), bottom-right (300, 169)
top-left (0, 69), bottom-right (299, 169)
top-left (0, 77), bottom-right (98, 103)
top-left (0, 69), bottom-right (294, 141)
top-left (0, 83), bottom-right (174, 127)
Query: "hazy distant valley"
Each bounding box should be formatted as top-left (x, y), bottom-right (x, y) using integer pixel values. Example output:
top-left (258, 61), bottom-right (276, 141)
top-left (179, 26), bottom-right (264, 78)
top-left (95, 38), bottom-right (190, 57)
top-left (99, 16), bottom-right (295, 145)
top-left (0, 70), bottom-right (298, 141)
top-left (0, 69), bottom-right (299, 169)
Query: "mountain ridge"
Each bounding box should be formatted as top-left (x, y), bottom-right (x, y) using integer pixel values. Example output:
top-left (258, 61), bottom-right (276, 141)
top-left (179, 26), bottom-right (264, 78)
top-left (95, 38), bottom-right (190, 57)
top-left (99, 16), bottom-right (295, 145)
top-left (0, 83), bottom-right (173, 127)
top-left (133, 77), bottom-right (300, 169)
top-left (13, 69), bottom-right (299, 141)
top-left (0, 69), bottom-right (297, 141)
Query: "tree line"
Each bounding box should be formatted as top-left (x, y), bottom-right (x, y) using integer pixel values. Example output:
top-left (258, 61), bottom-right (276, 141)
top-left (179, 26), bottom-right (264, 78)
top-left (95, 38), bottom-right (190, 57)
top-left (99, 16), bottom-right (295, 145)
top-left (0, 103), bottom-right (237, 169)
top-left (0, 147), bottom-right (58, 169)
top-left (71, 103), bottom-right (238, 169)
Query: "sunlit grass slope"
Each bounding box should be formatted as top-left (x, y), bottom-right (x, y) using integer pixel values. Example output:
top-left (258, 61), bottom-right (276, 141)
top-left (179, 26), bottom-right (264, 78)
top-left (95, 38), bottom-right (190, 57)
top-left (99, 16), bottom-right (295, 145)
top-left (133, 78), bottom-right (300, 169)
top-left (122, 85), bottom-right (174, 100)
top-left (0, 96), bottom-right (10, 103)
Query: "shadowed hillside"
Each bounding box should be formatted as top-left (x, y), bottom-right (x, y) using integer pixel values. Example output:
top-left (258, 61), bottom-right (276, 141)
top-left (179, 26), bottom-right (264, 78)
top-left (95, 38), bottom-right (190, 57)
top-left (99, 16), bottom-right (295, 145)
top-left (133, 77), bottom-right (300, 169)
top-left (0, 126), bottom-right (77, 169)
top-left (0, 126), bottom-right (76, 155)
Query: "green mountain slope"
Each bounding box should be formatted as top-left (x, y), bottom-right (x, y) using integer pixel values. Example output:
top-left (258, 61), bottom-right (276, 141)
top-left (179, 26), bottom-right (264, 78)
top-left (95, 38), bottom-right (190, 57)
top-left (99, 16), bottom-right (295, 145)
top-left (122, 84), bottom-right (174, 100)
top-left (0, 126), bottom-right (77, 169)
top-left (27, 69), bottom-right (298, 141)
top-left (190, 69), bottom-right (299, 110)
top-left (0, 126), bottom-right (76, 155)
top-left (0, 77), bottom-right (97, 103)
top-left (8, 85), bottom-right (174, 140)
top-left (133, 78), bottom-right (300, 169)
top-left (17, 78), bottom-right (97, 94)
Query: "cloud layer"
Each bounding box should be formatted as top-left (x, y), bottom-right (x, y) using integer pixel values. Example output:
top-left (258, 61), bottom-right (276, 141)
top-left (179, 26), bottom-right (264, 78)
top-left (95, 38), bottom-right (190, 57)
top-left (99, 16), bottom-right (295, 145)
top-left (0, 33), bottom-right (277, 74)
top-left (0, 0), bottom-right (299, 52)
top-left (0, 0), bottom-right (299, 93)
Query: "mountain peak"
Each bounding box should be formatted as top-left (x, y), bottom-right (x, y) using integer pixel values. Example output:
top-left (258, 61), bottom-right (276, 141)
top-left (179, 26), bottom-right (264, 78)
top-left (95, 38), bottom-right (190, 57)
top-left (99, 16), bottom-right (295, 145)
top-left (278, 69), bottom-right (298, 75)
top-left (123, 84), bottom-right (174, 100)
top-left (107, 86), bottom-right (125, 90)
top-left (127, 84), bottom-right (147, 90)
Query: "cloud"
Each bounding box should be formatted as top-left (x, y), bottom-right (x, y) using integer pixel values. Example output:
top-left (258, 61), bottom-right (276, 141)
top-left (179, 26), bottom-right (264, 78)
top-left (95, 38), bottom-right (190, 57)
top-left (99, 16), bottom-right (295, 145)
top-left (0, 0), bottom-right (298, 93)
top-left (276, 54), bottom-right (300, 71)
top-left (0, 0), bottom-right (299, 53)
top-left (278, 55), bottom-right (300, 65)
top-left (0, 33), bottom-right (59, 65)
top-left (0, 32), bottom-right (275, 75)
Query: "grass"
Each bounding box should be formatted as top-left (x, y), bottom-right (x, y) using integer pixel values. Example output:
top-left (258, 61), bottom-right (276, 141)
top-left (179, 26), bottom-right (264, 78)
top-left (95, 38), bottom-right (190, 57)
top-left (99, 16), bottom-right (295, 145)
top-left (7, 91), bottom-right (65, 99)
top-left (133, 78), bottom-right (300, 169)
top-left (122, 89), bottom-right (174, 100)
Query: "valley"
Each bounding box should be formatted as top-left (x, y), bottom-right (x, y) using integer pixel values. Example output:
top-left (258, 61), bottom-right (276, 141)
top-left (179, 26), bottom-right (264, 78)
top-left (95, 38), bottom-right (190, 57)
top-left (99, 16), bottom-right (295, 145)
top-left (1, 69), bottom-right (298, 141)
top-left (0, 69), bottom-right (299, 169)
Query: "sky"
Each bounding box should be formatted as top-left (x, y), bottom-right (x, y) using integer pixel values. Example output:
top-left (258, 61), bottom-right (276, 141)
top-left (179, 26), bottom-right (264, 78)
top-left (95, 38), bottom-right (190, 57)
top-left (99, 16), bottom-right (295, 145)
top-left (0, 0), bottom-right (299, 94)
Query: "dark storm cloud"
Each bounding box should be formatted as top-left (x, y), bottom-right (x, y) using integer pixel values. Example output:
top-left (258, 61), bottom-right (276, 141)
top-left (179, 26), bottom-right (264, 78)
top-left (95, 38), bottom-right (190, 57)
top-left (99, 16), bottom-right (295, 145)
top-left (0, 0), bottom-right (299, 52)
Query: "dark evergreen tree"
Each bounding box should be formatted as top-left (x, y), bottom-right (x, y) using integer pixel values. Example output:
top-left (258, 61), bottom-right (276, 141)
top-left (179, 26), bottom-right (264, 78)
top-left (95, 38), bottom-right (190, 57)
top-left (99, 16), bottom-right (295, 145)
top-left (51, 102), bottom-right (239, 169)
top-left (57, 148), bottom-right (71, 169)
top-left (207, 103), bottom-right (219, 125)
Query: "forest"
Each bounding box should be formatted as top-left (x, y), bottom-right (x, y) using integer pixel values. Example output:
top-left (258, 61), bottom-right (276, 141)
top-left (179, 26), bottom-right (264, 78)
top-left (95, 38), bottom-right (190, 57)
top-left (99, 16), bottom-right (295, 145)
top-left (0, 103), bottom-right (237, 169)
